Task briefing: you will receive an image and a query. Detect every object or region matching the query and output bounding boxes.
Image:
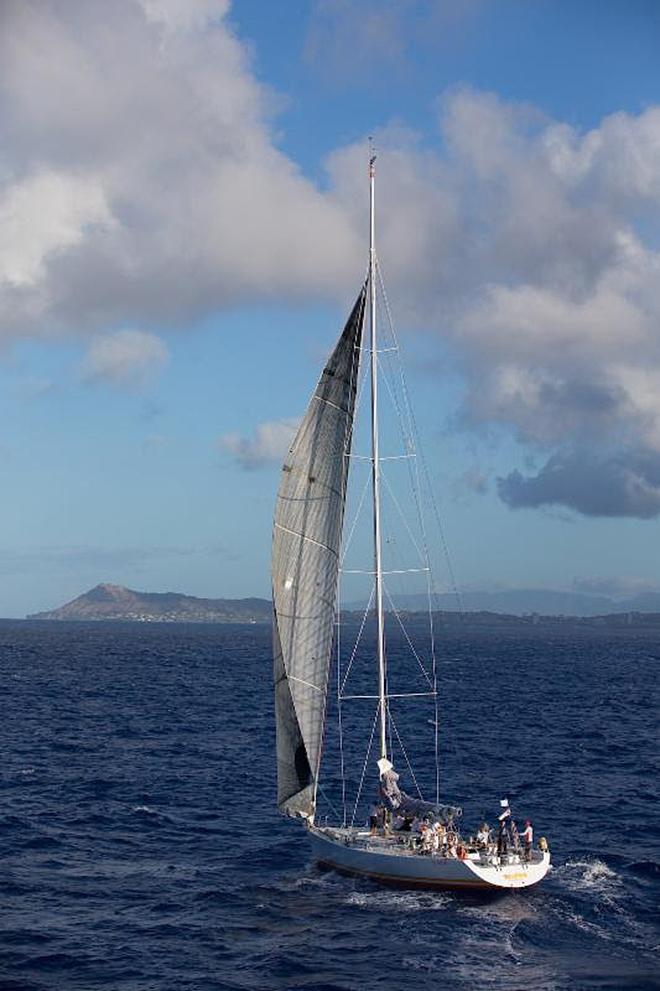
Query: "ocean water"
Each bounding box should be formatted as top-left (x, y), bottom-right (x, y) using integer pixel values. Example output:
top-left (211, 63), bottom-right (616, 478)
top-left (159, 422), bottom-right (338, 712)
top-left (0, 619), bottom-right (658, 991)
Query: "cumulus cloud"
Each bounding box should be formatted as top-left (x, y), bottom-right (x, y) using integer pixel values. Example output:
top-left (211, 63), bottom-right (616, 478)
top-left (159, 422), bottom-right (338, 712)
top-left (82, 329), bottom-right (168, 386)
top-left (498, 448), bottom-right (660, 519)
top-left (0, 0), bottom-right (360, 340)
top-left (441, 94), bottom-right (660, 517)
top-left (219, 418), bottom-right (299, 470)
top-left (0, 171), bottom-right (114, 290)
top-left (375, 91), bottom-right (660, 518)
top-left (141, 0), bottom-right (229, 33)
top-left (3, 1), bottom-right (660, 517)
top-left (323, 94), bottom-right (660, 516)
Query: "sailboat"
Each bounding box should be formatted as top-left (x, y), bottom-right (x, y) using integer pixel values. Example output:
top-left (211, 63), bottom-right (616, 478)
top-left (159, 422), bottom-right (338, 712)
top-left (271, 156), bottom-right (551, 890)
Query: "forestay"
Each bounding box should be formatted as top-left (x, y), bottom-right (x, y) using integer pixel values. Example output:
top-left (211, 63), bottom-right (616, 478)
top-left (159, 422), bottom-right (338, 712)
top-left (273, 285), bottom-right (366, 819)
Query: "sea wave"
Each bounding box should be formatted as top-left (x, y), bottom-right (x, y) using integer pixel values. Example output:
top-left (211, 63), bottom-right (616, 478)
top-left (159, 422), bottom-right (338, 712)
top-left (0, 620), bottom-right (657, 991)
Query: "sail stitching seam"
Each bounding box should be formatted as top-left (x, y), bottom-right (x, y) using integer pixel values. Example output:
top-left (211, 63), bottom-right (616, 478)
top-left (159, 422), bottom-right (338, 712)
top-left (288, 675), bottom-right (324, 693)
top-left (312, 395), bottom-right (350, 413)
top-left (273, 523), bottom-right (338, 557)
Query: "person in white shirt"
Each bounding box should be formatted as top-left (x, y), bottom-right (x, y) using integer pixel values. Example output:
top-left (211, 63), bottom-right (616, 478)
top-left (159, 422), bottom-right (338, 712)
top-left (520, 819), bottom-right (533, 861)
top-left (476, 822), bottom-right (490, 848)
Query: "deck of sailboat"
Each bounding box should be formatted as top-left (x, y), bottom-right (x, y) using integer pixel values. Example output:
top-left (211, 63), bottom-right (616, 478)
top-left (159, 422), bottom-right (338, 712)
top-left (309, 825), bottom-right (551, 890)
top-left (313, 824), bottom-right (546, 862)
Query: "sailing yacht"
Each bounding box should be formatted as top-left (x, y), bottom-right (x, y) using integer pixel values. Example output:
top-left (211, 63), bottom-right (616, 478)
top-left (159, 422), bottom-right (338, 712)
top-left (271, 156), bottom-right (551, 890)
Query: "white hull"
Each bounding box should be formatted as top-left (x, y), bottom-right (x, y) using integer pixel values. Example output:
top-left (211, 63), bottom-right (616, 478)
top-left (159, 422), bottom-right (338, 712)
top-left (309, 827), bottom-right (550, 890)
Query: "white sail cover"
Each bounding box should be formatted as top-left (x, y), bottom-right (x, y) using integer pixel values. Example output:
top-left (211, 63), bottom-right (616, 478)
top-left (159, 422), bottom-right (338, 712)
top-left (273, 286), bottom-right (366, 818)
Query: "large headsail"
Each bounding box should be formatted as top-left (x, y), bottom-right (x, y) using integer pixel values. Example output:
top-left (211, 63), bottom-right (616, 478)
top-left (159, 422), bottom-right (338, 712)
top-left (273, 286), bottom-right (366, 819)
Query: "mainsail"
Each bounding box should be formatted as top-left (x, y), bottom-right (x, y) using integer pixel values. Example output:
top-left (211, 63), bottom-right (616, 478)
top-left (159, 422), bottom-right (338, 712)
top-left (273, 286), bottom-right (366, 818)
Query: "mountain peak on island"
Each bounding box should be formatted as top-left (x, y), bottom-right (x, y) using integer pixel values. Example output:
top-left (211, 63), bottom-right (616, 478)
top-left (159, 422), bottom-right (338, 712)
top-left (28, 584), bottom-right (271, 624)
top-left (86, 583), bottom-right (135, 600)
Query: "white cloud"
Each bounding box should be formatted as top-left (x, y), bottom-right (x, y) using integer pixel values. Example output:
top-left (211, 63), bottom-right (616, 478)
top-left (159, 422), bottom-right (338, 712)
top-left (0, 0), bottom-right (360, 340)
top-left (82, 329), bottom-right (168, 387)
top-left (3, 2), bottom-right (660, 516)
top-left (323, 90), bottom-right (660, 516)
top-left (219, 418), bottom-right (299, 470)
top-left (423, 91), bottom-right (660, 516)
top-left (140, 0), bottom-right (230, 33)
top-left (0, 170), bottom-right (114, 290)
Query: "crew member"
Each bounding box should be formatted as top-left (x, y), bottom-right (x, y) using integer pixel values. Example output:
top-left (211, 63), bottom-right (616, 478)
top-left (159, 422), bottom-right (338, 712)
top-left (520, 819), bottom-right (533, 861)
top-left (369, 802), bottom-right (385, 835)
top-left (476, 822), bottom-right (490, 848)
top-left (497, 821), bottom-right (508, 859)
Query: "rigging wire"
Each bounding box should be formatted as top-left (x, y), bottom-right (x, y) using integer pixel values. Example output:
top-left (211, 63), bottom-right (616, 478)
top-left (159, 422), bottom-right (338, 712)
top-left (382, 581), bottom-right (433, 688)
top-left (380, 467), bottom-right (426, 567)
top-left (317, 782), bottom-right (342, 822)
top-left (375, 258), bottom-right (463, 614)
top-left (427, 562), bottom-right (440, 807)
top-left (336, 250), bottom-right (466, 820)
top-left (338, 262), bottom-right (437, 810)
top-left (351, 704), bottom-right (380, 827)
top-left (388, 708), bottom-right (424, 800)
top-left (336, 579), bottom-right (347, 826)
top-left (375, 256), bottom-right (449, 803)
top-left (377, 440), bottom-right (440, 801)
top-left (340, 584), bottom-right (375, 696)
top-left (340, 472), bottom-right (371, 565)
top-left (387, 699), bottom-right (394, 767)
top-left (336, 325), bottom-right (377, 820)
top-left (376, 259), bottom-right (464, 804)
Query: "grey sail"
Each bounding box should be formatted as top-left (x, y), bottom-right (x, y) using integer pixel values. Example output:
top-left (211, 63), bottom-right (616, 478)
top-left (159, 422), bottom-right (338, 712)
top-left (273, 286), bottom-right (366, 818)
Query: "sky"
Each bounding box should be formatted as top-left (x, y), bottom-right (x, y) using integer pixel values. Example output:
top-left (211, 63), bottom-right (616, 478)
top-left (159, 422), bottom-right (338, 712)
top-left (1, 0), bottom-right (660, 616)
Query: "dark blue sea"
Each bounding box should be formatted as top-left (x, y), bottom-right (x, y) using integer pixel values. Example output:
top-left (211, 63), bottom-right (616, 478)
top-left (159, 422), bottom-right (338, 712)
top-left (1, 619), bottom-right (658, 991)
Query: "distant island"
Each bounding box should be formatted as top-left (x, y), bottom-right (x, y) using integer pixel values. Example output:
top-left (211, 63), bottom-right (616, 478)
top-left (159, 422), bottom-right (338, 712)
top-left (28, 584), bottom-right (272, 624)
top-left (345, 588), bottom-right (660, 616)
top-left (26, 583), bottom-right (660, 629)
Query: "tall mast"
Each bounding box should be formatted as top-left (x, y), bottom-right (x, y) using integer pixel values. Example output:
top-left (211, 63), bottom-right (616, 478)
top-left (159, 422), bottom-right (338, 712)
top-left (369, 153), bottom-right (388, 762)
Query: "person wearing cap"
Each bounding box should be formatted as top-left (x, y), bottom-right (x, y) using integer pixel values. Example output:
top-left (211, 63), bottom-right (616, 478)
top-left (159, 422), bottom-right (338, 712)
top-left (520, 819), bottom-right (533, 861)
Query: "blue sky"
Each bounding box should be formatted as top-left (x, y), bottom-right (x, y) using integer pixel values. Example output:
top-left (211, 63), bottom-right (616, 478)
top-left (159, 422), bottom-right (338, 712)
top-left (1, 0), bottom-right (660, 616)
